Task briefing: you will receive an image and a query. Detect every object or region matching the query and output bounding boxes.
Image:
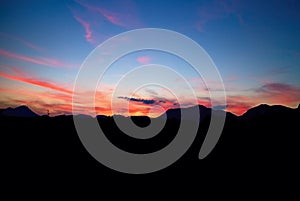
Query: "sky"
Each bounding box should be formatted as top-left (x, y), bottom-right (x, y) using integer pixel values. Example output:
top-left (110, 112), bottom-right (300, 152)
top-left (0, 0), bottom-right (300, 117)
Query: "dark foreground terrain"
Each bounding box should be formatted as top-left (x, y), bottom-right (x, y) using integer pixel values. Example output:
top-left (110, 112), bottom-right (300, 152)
top-left (1, 104), bottom-right (299, 189)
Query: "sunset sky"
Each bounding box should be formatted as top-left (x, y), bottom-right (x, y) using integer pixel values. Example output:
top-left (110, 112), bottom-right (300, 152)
top-left (0, 0), bottom-right (300, 117)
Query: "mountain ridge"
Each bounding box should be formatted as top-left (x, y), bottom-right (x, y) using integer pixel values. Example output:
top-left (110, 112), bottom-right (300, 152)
top-left (0, 105), bottom-right (39, 117)
top-left (1, 103), bottom-right (299, 119)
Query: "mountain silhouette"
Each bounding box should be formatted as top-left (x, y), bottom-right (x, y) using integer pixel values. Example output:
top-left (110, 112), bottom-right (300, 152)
top-left (0, 105), bottom-right (38, 117)
top-left (161, 104), bottom-right (237, 124)
top-left (1, 103), bottom-right (299, 186)
top-left (241, 104), bottom-right (295, 120)
top-left (161, 105), bottom-right (212, 121)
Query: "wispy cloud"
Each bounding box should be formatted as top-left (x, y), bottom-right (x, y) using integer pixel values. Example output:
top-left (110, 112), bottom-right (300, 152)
top-left (0, 49), bottom-right (76, 69)
top-left (255, 82), bottom-right (300, 104)
top-left (118, 96), bottom-right (155, 105)
top-left (0, 70), bottom-right (72, 94)
top-left (73, 16), bottom-right (93, 43)
top-left (144, 88), bottom-right (158, 96)
top-left (118, 95), bottom-right (181, 116)
top-left (96, 7), bottom-right (126, 27)
top-left (256, 83), bottom-right (294, 93)
top-left (195, 0), bottom-right (243, 31)
top-left (75, 0), bottom-right (143, 28)
top-left (0, 32), bottom-right (43, 52)
top-left (137, 56), bottom-right (151, 64)
top-left (0, 64), bottom-right (27, 77)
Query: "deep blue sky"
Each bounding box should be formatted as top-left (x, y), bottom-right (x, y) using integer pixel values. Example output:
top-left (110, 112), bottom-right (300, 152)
top-left (0, 0), bottom-right (299, 116)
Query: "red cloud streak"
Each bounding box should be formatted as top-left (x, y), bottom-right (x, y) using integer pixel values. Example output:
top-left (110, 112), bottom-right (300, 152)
top-left (0, 71), bottom-right (72, 94)
top-left (0, 32), bottom-right (43, 52)
top-left (0, 49), bottom-right (75, 69)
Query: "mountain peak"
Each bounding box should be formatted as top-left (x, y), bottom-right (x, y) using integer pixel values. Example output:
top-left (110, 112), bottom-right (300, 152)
top-left (253, 104), bottom-right (271, 110)
top-left (16, 105), bottom-right (31, 110)
top-left (242, 104), bottom-right (292, 119)
top-left (160, 104), bottom-right (211, 121)
top-left (0, 105), bottom-right (38, 117)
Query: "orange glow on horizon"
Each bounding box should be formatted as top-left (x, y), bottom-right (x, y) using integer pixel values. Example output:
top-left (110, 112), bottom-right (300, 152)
top-left (1, 71), bottom-right (299, 117)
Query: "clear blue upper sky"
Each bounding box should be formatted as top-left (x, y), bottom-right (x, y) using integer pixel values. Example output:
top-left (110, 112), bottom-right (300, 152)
top-left (0, 0), bottom-right (299, 116)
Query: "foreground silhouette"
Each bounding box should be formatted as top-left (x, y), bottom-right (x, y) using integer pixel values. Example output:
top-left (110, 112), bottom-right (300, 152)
top-left (1, 104), bottom-right (299, 183)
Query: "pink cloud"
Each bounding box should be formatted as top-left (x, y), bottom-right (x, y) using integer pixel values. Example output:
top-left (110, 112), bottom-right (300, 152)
top-left (0, 70), bottom-right (73, 94)
top-left (255, 82), bottom-right (300, 105)
top-left (95, 7), bottom-right (126, 27)
top-left (0, 49), bottom-right (76, 69)
top-left (75, 1), bottom-right (125, 27)
top-left (0, 32), bottom-right (43, 52)
top-left (0, 64), bottom-right (27, 77)
top-left (137, 56), bottom-right (151, 64)
top-left (73, 16), bottom-right (93, 43)
top-left (75, 0), bottom-right (142, 28)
